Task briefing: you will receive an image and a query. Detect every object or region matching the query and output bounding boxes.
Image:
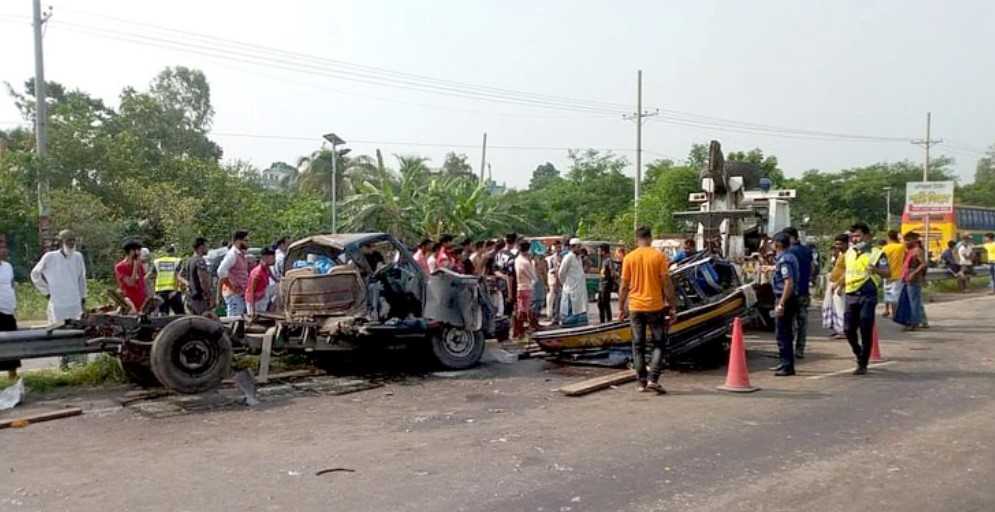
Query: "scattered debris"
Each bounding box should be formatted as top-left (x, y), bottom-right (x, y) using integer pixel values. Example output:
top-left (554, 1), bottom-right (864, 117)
top-left (0, 378), bottom-right (25, 410)
top-left (484, 347), bottom-right (519, 364)
top-left (0, 407), bottom-right (83, 430)
top-left (115, 389), bottom-right (171, 407)
top-left (233, 369), bottom-right (260, 406)
top-left (316, 468), bottom-right (356, 476)
top-left (558, 370), bottom-right (636, 396)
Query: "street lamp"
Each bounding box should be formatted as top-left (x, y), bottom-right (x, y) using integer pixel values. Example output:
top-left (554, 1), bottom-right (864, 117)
top-left (322, 132), bottom-right (346, 234)
top-left (882, 186), bottom-right (893, 232)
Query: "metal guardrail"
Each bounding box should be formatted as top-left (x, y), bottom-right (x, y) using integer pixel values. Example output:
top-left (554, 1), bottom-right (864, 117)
top-left (0, 328), bottom-right (97, 362)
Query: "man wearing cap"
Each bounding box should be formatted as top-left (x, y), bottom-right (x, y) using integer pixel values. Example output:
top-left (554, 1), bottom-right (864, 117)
top-left (150, 245), bottom-right (183, 315)
top-left (770, 232), bottom-right (800, 376)
top-left (31, 230), bottom-right (87, 326)
top-left (557, 237), bottom-right (589, 325)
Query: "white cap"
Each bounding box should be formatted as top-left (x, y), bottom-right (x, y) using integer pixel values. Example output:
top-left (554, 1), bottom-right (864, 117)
top-left (140, 247), bottom-right (150, 259)
top-left (569, 238), bottom-right (582, 246)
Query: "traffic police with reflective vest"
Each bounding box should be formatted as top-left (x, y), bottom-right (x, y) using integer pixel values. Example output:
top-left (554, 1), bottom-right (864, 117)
top-left (151, 245), bottom-right (183, 315)
top-left (839, 223), bottom-right (891, 375)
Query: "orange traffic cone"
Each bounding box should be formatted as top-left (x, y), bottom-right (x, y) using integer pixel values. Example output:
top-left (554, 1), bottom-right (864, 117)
top-left (718, 317), bottom-right (759, 393)
top-left (870, 323), bottom-right (884, 363)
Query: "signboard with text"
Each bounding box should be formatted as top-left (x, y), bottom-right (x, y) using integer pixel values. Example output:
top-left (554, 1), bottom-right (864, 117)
top-left (905, 181), bottom-right (954, 216)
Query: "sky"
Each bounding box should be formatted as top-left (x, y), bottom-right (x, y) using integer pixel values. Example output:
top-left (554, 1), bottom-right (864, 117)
top-left (1, 0), bottom-right (993, 189)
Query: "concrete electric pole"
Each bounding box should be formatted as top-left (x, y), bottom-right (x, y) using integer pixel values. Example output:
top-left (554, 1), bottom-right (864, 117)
top-left (623, 70), bottom-right (658, 230)
top-left (480, 132), bottom-right (487, 183)
top-left (911, 112), bottom-right (942, 181)
top-left (911, 112), bottom-right (942, 259)
top-left (32, 0), bottom-right (52, 254)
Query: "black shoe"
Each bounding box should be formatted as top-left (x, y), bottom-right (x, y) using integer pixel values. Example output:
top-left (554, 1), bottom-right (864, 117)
top-left (769, 363), bottom-right (784, 371)
top-left (795, 349), bottom-right (805, 360)
top-left (774, 368), bottom-right (796, 377)
top-left (853, 366), bottom-right (868, 375)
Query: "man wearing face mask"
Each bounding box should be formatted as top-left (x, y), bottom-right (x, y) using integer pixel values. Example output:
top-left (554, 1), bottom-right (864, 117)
top-left (839, 222), bottom-right (891, 375)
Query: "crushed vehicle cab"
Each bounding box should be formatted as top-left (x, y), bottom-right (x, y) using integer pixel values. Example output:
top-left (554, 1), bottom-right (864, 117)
top-left (238, 233), bottom-right (506, 370)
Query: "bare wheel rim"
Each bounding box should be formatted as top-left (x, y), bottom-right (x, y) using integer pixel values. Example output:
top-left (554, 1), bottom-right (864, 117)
top-left (174, 338), bottom-right (217, 374)
top-left (442, 329), bottom-right (475, 358)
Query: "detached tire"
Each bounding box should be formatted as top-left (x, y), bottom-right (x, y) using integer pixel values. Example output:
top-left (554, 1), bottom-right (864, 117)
top-left (150, 316), bottom-right (232, 394)
top-left (430, 328), bottom-right (486, 370)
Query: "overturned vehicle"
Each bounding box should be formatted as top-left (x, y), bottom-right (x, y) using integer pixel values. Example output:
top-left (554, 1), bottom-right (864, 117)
top-left (530, 251), bottom-right (755, 358)
top-left (0, 233), bottom-right (509, 394)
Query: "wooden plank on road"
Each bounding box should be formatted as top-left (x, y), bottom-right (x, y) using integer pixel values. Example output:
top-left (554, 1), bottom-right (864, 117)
top-left (558, 370), bottom-right (636, 396)
top-left (0, 407), bottom-right (83, 429)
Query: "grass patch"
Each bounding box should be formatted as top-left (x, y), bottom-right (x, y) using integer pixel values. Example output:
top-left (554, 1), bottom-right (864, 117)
top-left (14, 280), bottom-right (118, 323)
top-left (0, 355), bottom-right (128, 393)
top-left (925, 275), bottom-right (991, 297)
top-left (233, 353), bottom-right (313, 374)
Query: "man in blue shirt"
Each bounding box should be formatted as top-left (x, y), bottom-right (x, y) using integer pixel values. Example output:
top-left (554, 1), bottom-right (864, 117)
top-left (784, 227), bottom-right (813, 359)
top-left (771, 231), bottom-right (800, 376)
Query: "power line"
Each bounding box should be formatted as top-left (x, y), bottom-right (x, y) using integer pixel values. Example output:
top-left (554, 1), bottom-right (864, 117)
top-left (53, 21), bottom-right (629, 116)
top-left (42, 10), bottom-right (920, 143)
top-left (58, 7), bottom-right (637, 112)
top-left (209, 131), bottom-right (658, 153)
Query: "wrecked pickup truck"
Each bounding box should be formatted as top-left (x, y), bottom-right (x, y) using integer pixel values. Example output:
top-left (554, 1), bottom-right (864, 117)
top-left (0, 233), bottom-right (510, 394)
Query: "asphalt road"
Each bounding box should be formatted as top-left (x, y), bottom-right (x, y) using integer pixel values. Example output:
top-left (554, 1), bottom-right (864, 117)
top-left (2, 295), bottom-right (995, 512)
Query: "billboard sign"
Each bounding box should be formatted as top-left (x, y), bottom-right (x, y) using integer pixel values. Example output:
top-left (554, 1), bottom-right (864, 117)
top-left (905, 181), bottom-right (954, 215)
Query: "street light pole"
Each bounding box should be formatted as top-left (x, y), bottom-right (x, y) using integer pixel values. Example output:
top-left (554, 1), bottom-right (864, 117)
top-left (323, 133), bottom-right (346, 234)
top-left (883, 186), bottom-right (892, 232)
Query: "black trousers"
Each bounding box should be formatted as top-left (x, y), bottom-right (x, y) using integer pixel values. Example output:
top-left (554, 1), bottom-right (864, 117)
top-left (775, 295), bottom-right (798, 370)
top-left (0, 312), bottom-right (20, 372)
top-left (629, 309), bottom-right (667, 384)
top-left (844, 292), bottom-right (877, 368)
top-left (597, 286), bottom-right (612, 323)
top-left (157, 291), bottom-right (184, 315)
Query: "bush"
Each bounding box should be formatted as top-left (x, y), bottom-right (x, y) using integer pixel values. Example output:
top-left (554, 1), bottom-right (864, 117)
top-left (14, 279), bottom-right (117, 322)
top-left (0, 355), bottom-right (127, 392)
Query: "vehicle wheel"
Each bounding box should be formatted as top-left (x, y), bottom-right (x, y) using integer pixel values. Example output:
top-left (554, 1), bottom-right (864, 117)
top-left (430, 328), bottom-right (485, 370)
top-left (150, 316), bottom-right (232, 394)
top-left (119, 358), bottom-right (162, 389)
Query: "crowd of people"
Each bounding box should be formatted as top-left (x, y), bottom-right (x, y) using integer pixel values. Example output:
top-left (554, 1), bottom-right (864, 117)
top-left (3, 222), bottom-right (994, 389)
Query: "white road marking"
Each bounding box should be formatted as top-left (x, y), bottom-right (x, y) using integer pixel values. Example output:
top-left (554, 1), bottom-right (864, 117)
top-left (806, 360), bottom-right (897, 380)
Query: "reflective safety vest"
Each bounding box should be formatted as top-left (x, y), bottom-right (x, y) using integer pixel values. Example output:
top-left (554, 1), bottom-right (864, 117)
top-left (153, 256), bottom-right (181, 292)
top-left (844, 247), bottom-right (884, 294)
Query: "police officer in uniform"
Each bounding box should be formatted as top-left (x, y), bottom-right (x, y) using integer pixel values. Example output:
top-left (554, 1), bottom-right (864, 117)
top-left (150, 245), bottom-right (183, 315)
top-left (770, 232), bottom-right (800, 376)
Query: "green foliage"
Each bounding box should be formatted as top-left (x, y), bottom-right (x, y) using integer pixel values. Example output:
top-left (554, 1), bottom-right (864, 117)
top-left (15, 280), bottom-right (117, 322)
top-left (0, 355), bottom-right (127, 392)
top-left (786, 157), bottom-right (957, 235)
top-left (728, 148), bottom-right (784, 184)
top-left (440, 152), bottom-right (476, 181)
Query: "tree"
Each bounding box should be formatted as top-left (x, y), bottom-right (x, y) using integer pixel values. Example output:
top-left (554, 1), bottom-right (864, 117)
top-left (974, 143), bottom-right (995, 184)
top-left (727, 148), bottom-right (784, 184)
top-left (439, 152), bottom-right (476, 181)
top-left (529, 162), bottom-right (560, 190)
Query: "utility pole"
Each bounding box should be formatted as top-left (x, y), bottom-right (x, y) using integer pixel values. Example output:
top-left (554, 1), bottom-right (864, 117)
top-left (33, 0), bottom-right (52, 254)
top-left (480, 132), bottom-right (487, 183)
top-left (623, 70), bottom-right (658, 230)
top-left (911, 112), bottom-right (942, 260)
top-left (911, 112), bottom-right (942, 181)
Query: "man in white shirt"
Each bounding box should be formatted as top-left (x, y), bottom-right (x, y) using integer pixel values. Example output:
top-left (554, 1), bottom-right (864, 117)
top-left (31, 230), bottom-right (87, 326)
top-left (957, 236), bottom-right (976, 272)
top-left (0, 235), bottom-right (20, 379)
top-left (31, 230), bottom-right (88, 369)
top-left (557, 238), bottom-right (589, 325)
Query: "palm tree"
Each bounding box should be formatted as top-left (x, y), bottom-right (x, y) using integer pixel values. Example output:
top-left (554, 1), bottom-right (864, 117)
top-left (341, 155), bottom-right (522, 242)
top-left (295, 148), bottom-right (385, 200)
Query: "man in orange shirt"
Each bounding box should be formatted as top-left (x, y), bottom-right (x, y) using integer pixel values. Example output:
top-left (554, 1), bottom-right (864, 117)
top-left (619, 226), bottom-right (678, 394)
